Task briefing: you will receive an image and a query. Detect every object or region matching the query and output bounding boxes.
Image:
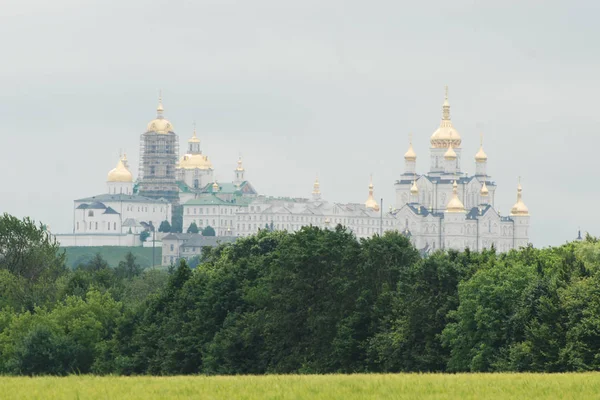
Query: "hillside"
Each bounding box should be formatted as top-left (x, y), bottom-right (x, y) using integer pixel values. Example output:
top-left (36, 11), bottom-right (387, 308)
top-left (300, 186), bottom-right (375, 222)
top-left (61, 246), bottom-right (162, 269)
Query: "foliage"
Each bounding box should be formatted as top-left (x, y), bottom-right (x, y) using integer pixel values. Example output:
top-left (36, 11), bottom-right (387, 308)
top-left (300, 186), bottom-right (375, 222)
top-left (201, 226), bottom-right (216, 236)
top-left (187, 222), bottom-right (199, 234)
top-left (171, 205), bottom-right (183, 233)
top-left (5, 211), bottom-right (600, 376)
top-left (158, 220), bottom-right (172, 233)
top-left (140, 231), bottom-right (150, 243)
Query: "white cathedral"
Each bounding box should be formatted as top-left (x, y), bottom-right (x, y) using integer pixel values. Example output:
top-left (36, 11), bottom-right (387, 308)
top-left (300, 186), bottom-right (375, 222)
top-left (392, 88), bottom-right (529, 252)
top-left (56, 88), bottom-right (529, 253)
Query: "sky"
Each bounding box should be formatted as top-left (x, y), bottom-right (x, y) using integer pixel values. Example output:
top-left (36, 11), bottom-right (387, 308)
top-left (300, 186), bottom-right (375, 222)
top-left (0, 0), bottom-right (598, 247)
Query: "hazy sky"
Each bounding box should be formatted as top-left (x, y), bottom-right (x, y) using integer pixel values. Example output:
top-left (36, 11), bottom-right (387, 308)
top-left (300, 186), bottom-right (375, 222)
top-left (1, 0), bottom-right (598, 247)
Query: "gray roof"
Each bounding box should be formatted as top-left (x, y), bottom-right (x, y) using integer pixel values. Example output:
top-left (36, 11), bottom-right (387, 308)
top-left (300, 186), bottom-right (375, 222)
top-left (75, 193), bottom-right (169, 204)
top-left (103, 207), bottom-right (120, 215)
top-left (88, 202), bottom-right (107, 209)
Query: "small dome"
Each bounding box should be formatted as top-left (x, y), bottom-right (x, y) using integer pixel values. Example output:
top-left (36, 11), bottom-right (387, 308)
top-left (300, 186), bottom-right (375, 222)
top-left (404, 142), bottom-right (417, 162)
top-left (510, 183), bottom-right (529, 216)
top-left (365, 178), bottom-right (380, 211)
top-left (178, 153), bottom-right (213, 170)
top-left (480, 181), bottom-right (489, 197)
top-left (410, 180), bottom-right (419, 196)
top-left (107, 158), bottom-right (133, 182)
top-left (444, 144), bottom-right (457, 160)
top-left (475, 146), bottom-right (487, 163)
top-left (212, 181), bottom-right (220, 192)
top-left (446, 181), bottom-right (465, 213)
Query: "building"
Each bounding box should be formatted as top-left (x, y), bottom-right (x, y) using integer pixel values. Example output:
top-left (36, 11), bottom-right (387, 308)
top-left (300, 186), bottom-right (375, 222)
top-left (392, 87), bottom-right (530, 252)
top-left (137, 95), bottom-right (180, 203)
top-left (162, 233), bottom-right (237, 265)
top-left (56, 155), bottom-right (172, 247)
top-left (235, 177), bottom-right (397, 238)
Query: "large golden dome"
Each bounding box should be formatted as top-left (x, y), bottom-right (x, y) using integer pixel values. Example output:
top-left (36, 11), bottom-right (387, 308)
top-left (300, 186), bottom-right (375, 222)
top-left (178, 153), bottom-right (213, 170)
top-left (146, 97), bottom-right (174, 134)
top-left (107, 158), bottom-right (133, 182)
top-left (430, 87), bottom-right (462, 149)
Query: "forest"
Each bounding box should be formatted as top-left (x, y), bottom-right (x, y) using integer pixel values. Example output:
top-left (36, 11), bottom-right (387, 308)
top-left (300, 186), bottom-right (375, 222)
top-left (0, 212), bottom-right (599, 375)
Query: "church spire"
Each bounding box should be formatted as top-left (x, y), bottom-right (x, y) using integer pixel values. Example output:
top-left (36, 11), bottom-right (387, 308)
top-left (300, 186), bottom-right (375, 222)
top-left (157, 90), bottom-right (164, 118)
top-left (312, 175), bottom-right (321, 201)
top-left (365, 175), bottom-right (380, 211)
top-left (442, 85), bottom-right (450, 121)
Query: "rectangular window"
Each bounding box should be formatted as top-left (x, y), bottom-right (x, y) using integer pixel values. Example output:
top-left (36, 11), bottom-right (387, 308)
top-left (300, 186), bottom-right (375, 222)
top-left (95, 222), bottom-right (98, 230)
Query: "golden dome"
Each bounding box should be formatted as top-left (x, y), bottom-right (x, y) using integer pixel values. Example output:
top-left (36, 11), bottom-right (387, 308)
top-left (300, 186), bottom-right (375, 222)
top-left (444, 144), bottom-right (457, 160)
top-left (178, 153), bottom-right (213, 170)
top-left (510, 181), bottom-right (529, 216)
top-left (312, 176), bottom-right (320, 194)
top-left (365, 176), bottom-right (380, 211)
top-left (410, 179), bottom-right (419, 196)
top-left (236, 156), bottom-right (244, 172)
top-left (146, 95), bottom-right (174, 134)
top-left (480, 180), bottom-right (489, 197)
top-left (212, 181), bottom-right (220, 192)
top-left (475, 134), bottom-right (487, 163)
top-left (107, 157), bottom-right (133, 182)
top-left (430, 86), bottom-right (462, 149)
top-left (404, 135), bottom-right (417, 161)
top-left (446, 180), bottom-right (465, 213)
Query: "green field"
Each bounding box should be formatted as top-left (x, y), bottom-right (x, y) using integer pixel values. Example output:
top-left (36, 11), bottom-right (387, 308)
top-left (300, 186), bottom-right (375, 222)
top-left (1, 374), bottom-right (599, 400)
top-left (61, 246), bottom-right (162, 269)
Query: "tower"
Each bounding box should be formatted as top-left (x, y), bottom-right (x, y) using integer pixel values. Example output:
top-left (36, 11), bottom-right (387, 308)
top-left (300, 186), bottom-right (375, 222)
top-left (234, 156), bottom-right (245, 185)
top-left (475, 134), bottom-right (488, 176)
top-left (444, 180), bottom-right (466, 250)
top-left (138, 93), bottom-right (180, 202)
top-left (312, 176), bottom-right (321, 201)
top-left (510, 178), bottom-right (530, 248)
top-left (365, 176), bottom-right (380, 211)
top-left (177, 125), bottom-right (214, 190)
top-left (404, 134), bottom-right (417, 175)
top-left (429, 86), bottom-right (462, 175)
top-left (444, 144), bottom-right (458, 175)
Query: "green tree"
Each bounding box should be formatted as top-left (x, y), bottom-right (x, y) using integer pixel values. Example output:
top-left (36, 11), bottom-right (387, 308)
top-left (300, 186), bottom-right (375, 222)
top-left (202, 225), bottom-right (216, 236)
top-left (158, 220), bottom-right (171, 233)
top-left (140, 231), bottom-right (150, 242)
top-left (171, 205), bottom-right (183, 233)
top-left (187, 222), bottom-right (199, 234)
top-left (115, 252), bottom-right (143, 280)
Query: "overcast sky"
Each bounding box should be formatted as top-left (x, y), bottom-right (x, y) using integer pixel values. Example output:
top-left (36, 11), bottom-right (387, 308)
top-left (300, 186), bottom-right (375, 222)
top-left (0, 0), bottom-right (597, 247)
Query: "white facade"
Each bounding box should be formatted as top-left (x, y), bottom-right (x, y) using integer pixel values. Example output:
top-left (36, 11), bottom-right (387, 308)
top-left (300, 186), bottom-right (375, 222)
top-left (182, 195), bottom-right (249, 236)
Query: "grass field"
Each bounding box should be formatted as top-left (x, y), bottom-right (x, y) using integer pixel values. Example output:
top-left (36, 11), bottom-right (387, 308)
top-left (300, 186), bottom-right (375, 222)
top-left (61, 246), bottom-right (162, 269)
top-left (1, 373), bottom-right (599, 400)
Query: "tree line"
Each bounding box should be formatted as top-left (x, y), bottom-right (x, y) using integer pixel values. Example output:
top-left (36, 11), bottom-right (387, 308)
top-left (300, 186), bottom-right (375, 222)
top-left (0, 212), bottom-right (599, 375)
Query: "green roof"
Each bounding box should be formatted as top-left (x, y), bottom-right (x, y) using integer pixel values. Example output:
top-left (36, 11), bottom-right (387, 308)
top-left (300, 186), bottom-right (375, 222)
top-left (202, 181), bottom-right (256, 195)
top-left (185, 194), bottom-right (252, 207)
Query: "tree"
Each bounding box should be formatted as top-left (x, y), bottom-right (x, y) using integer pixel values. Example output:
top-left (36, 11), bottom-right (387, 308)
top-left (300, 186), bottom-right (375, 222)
top-left (158, 220), bottom-right (171, 233)
top-left (202, 226), bottom-right (216, 236)
top-left (187, 222), bottom-right (199, 234)
top-left (0, 213), bottom-right (66, 281)
top-left (115, 252), bottom-right (143, 280)
top-left (140, 231), bottom-right (150, 242)
top-left (171, 205), bottom-right (183, 233)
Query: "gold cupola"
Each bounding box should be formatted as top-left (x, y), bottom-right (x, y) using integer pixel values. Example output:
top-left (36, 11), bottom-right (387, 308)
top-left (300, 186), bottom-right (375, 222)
top-left (475, 134), bottom-right (488, 163)
top-left (445, 180), bottom-right (465, 213)
top-left (404, 134), bottom-right (417, 162)
top-left (107, 156), bottom-right (133, 182)
top-left (146, 92), bottom-right (175, 134)
top-left (444, 143), bottom-right (457, 160)
top-left (236, 156), bottom-right (245, 172)
top-left (410, 179), bottom-right (419, 196)
top-left (365, 176), bottom-right (380, 211)
top-left (430, 86), bottom-right (462, 149)
top-left (480, 180), bottom-right (489, 197)
top-left (510, 179), bottom-right (529, 216)
top-left (312, 176), bottom-right (320, 195)
top-left (212, 181), bottom-right (220, 192)
top-left (189, 124), bottom-right (200, 143)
